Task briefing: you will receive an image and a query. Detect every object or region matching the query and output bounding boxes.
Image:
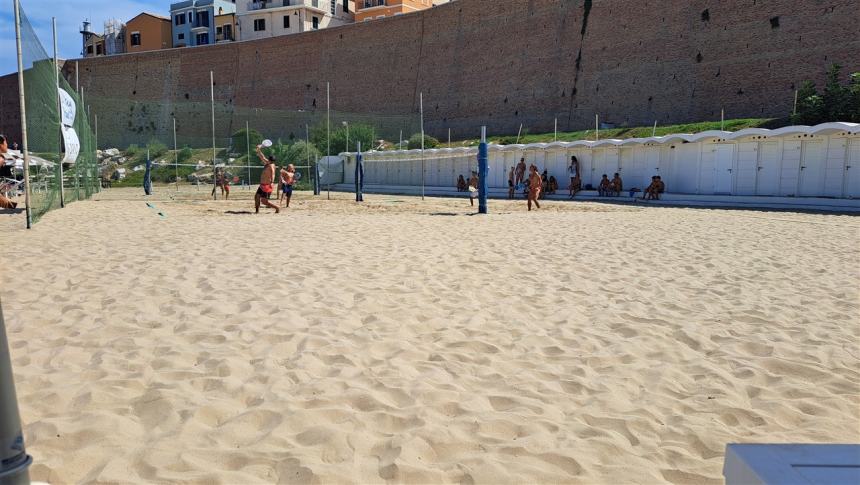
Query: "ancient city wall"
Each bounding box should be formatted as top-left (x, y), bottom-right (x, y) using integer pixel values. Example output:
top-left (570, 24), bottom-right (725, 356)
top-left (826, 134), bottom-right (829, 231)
top-left (3, 0), bottom-right (859, 147)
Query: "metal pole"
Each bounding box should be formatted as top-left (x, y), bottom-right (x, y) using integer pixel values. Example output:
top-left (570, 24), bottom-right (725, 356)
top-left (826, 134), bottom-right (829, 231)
top-left (345, 122), bottom-right (349, 155)
top-left (4, 3), bottom-right (35, 483)
top-left (721, 108), bottom-right (725, 131)
top-left (210, 71), bottom-right (217, 199)
top-left (516, 123), bottom-right (523, 144)
top-left (53, 17), bottom-right (65, 208)
top-left (793, 90), bottom-right (799, 116)
top-left (355, 141), bottom-right (363, 202)
top-left (173, 117), bottom-right (178, 190)
top-left (448, 128), bottom-right (451, 148)
top-left (80, 86), bottom-right (84, 115)
top-left (554, 118), bottom-right (558, 141)
top-left (652, 120), bottom-right (657, 137)
top-left (75, 60), bottom-right (79, 92)
top-left (595, 114), bottom-right (599, 141)
top-left (94, 114), bottom-right (98, 193)
top-left (246, 121), bottom-right (250, 190)
top-left (399, 129), bottom-right (402, 150)
top-left (326, 82), bottom-right (330, 200)
top-left (14, 0), bottom-right (32, 230)
top-left (420, 92), bottom-right (425, 200)
top-left (478, 126), bottom-right (488, 214)
top-left (0, 299), bottom-right (31, 485)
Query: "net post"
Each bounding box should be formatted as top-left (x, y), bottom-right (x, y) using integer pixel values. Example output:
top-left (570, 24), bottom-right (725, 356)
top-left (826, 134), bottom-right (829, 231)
top-left (53, 17), bottom-right (65, 208)
top-left (210, 71), bottom-right (217, 200)
top-left (420, 92), bottom-right (425, 200)
top-left (94, 114), bottom-right (98, 193)
top-left (14, 0), bottom-right (32, 229)
top-left (478, 126), bottom-right (488, 214)
top-left (355, 141), bottom-right (363, 202)
top-left (246, 121), bottom-right (250, 190)
top-left (5, 0), bottom-right (35, 471)
top-left (173, 117), bottom-right (178, 190)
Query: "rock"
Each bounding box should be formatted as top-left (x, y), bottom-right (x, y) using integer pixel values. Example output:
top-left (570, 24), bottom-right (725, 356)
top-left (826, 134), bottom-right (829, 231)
top-left (104, 148), bottom-right (120, 157)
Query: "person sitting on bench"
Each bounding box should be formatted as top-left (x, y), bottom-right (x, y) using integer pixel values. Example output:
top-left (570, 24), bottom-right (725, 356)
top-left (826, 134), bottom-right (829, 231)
top-left (610, 173), bottom-right (623, 196)
top-left (457, 174), bottom-right (467, 192)
top-left (598, 174), bottom-right (611, 196)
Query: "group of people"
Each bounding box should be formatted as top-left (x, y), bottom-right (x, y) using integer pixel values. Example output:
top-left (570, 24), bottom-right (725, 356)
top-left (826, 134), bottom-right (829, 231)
top-left (598, 173), bottom-right (624, 197)
top-left (0, 135), bottom-right (19, 210)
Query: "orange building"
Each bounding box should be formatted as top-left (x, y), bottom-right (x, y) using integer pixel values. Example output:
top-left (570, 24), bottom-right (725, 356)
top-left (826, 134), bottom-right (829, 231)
top-left (124, 13), bottom-right (172, 54)
top-left (355, 0), bottom-right (445, 22)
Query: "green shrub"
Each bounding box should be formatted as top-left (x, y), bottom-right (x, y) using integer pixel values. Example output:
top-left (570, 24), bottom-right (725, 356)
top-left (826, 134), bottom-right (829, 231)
top-left (791, 64), bottom-right (860, 124)
top-left (125, 144), bottom-right (139, 157)
top-left (232, 128), bottom-right (263, 156)
top-left (146, 139), bottom-right (168, 159)
top-left (407, 133), bottom-right (440, 149)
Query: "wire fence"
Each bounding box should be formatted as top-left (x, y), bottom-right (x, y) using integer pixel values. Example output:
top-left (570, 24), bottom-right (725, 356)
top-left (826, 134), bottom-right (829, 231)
top-left (13, 3), bottom-right (100, 226)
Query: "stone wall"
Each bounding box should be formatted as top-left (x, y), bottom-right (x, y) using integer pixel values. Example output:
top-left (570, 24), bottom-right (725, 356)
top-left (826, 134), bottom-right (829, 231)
top-left (3, 0), bottom-right (859, 147)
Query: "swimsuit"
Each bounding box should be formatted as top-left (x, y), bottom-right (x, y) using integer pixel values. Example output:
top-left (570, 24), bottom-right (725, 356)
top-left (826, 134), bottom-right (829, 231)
top-left (257, 183), bottom-right (273, 198)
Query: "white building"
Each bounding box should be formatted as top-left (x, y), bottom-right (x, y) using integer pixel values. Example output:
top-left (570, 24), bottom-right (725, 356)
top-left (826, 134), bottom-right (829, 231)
top-left (237, 0), bottom-right (354, 40)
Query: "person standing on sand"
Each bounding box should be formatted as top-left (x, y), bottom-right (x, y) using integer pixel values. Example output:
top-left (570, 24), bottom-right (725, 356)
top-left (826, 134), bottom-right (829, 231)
top-left (515, 157), bottom-right (526, 185)
top-left (468, 171), bottom-right (479, 207)
top-left (508, 166), bottom-right (516, 199)
top-left (568, 156), bottom-right (581, 198)
top-left (212, 168), bottom-right (230, 200)
top-left (527, 164), bottom-right (542, 211)
top-left (255, 145), bottom-right (279, 214)
top-left (281, 164), bottom-right (296, 208)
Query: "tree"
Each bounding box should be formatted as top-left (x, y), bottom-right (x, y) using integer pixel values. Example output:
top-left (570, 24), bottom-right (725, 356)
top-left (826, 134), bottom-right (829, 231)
top-left (310, 122), bottom-right (376, 155)
top-left (408, 133), bottom-right (440, 149)
top-left (232, 128), bottom-right (263, 156)
top-left (822, 63), bottom-right (852, 121)
top-left (791, 80), bottom-right (824, 125)
top-left (849, 72), bottom-right (860, 122)
top-left (283, 140), bottom-right (321, 166)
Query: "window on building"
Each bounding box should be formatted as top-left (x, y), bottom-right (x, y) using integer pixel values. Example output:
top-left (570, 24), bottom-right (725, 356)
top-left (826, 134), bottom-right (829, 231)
top-left (254, 18), bottom-right (266, 31)
top-left (178, 33), bottom-right (185, 40)
top-left (223, 24), bottom-right (233, 40)
top-left (188, 12), bottom-right (193, 24)
top-left (344, 0), bottom-right (349, 13)
top-left (131, 32), bottom-right (141, 46)
top-left (331, 0), bottom-right (336, 15)
top-left (196, 33), bottom-right (209, 45)
top-left (196, 11), bottom-right (209, 28)
top-left (283, 15), bottom-right (290, 29)
top-left (216, 26), bottom-right (223, 35)
top-left (312, 16), bottom-right (319, 29)
top-left (87, 45), bottom-right (94, 54)
top-left (175, 14), bottom-right (186, 26)
top-left (96, 44), bottom-right (103, 55)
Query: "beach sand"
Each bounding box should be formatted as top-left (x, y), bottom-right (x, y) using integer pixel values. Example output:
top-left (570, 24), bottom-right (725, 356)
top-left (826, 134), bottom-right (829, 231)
top-left (1, 187), bottom-right (858, 484)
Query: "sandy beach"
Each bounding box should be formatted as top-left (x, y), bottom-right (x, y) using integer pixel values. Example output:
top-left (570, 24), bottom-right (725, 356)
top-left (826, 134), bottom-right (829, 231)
top-left (0, 187), bottom-right (858, 484)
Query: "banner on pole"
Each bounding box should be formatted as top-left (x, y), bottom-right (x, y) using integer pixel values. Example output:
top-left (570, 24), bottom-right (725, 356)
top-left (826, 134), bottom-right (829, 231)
top-left (61, 125), bottom-right (80, 164)
top-left (58, 88), bottom-right (76, 127)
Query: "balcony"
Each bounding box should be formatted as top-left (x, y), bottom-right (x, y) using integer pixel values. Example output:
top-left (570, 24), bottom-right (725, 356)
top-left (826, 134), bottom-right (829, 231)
top-left (247, 0), bottom-right (323, 11)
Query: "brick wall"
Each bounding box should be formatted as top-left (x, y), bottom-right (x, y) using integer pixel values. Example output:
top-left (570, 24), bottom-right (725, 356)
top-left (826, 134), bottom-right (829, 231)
top-left (5, 0), bottom-right (860, 147)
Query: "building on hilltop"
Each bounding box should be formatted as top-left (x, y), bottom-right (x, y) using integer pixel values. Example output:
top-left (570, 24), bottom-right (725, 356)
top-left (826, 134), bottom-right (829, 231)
top-left (81, 19), bottom-right (126, 58)
top-left (125, 13), bottom-right (172, 53)
top-left (171, 0), bottom-right (238, 48)
top-left (355, 0), bottom-right (448, 22)
top-left (237, 0), bottom-right (354, 41)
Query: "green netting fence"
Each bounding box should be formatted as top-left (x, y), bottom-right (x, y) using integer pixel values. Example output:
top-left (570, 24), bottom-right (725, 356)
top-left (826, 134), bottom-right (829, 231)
top-left (18, 3), bottom-right (99, 225)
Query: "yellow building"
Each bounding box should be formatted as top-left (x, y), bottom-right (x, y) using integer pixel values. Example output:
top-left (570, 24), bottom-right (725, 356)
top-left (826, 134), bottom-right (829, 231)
top-left (355, 0), bottom-right (446, 22)
top-left (125, 13), bottom-right (172, 54)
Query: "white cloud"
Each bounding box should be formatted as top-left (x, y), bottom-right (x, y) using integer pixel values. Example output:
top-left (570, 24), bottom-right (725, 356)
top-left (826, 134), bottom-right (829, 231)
top-left (1, 0), bottom-right (169, 75)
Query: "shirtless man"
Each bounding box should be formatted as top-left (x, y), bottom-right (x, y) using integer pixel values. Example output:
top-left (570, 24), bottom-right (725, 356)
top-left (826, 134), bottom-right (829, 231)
top-left (255, 145), bottom-right (279, 214)
top-left (515, 157), bottom-right (527, 185)
top-left (508, 166), bottom-right (516, 199)
top-left (527, 164), bottom-right (542, 211)
top-left (211, 168), bottom-right (230, 200)
top-left (598, 174), bottom-right (611, 196)
top-left (468, 171), bottom-right (479, 207)
top-left (280, 164), bottom-right (297, 208)
top-left (610, 173), bottom-right (623, 196)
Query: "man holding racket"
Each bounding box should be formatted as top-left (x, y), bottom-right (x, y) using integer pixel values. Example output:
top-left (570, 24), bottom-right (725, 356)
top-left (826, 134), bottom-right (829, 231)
top-left (255, 142), bottom-right (279, 214)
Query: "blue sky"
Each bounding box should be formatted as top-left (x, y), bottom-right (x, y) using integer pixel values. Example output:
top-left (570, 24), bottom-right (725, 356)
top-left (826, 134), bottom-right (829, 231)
top-left (1, 0), bottom-right (169, 75)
